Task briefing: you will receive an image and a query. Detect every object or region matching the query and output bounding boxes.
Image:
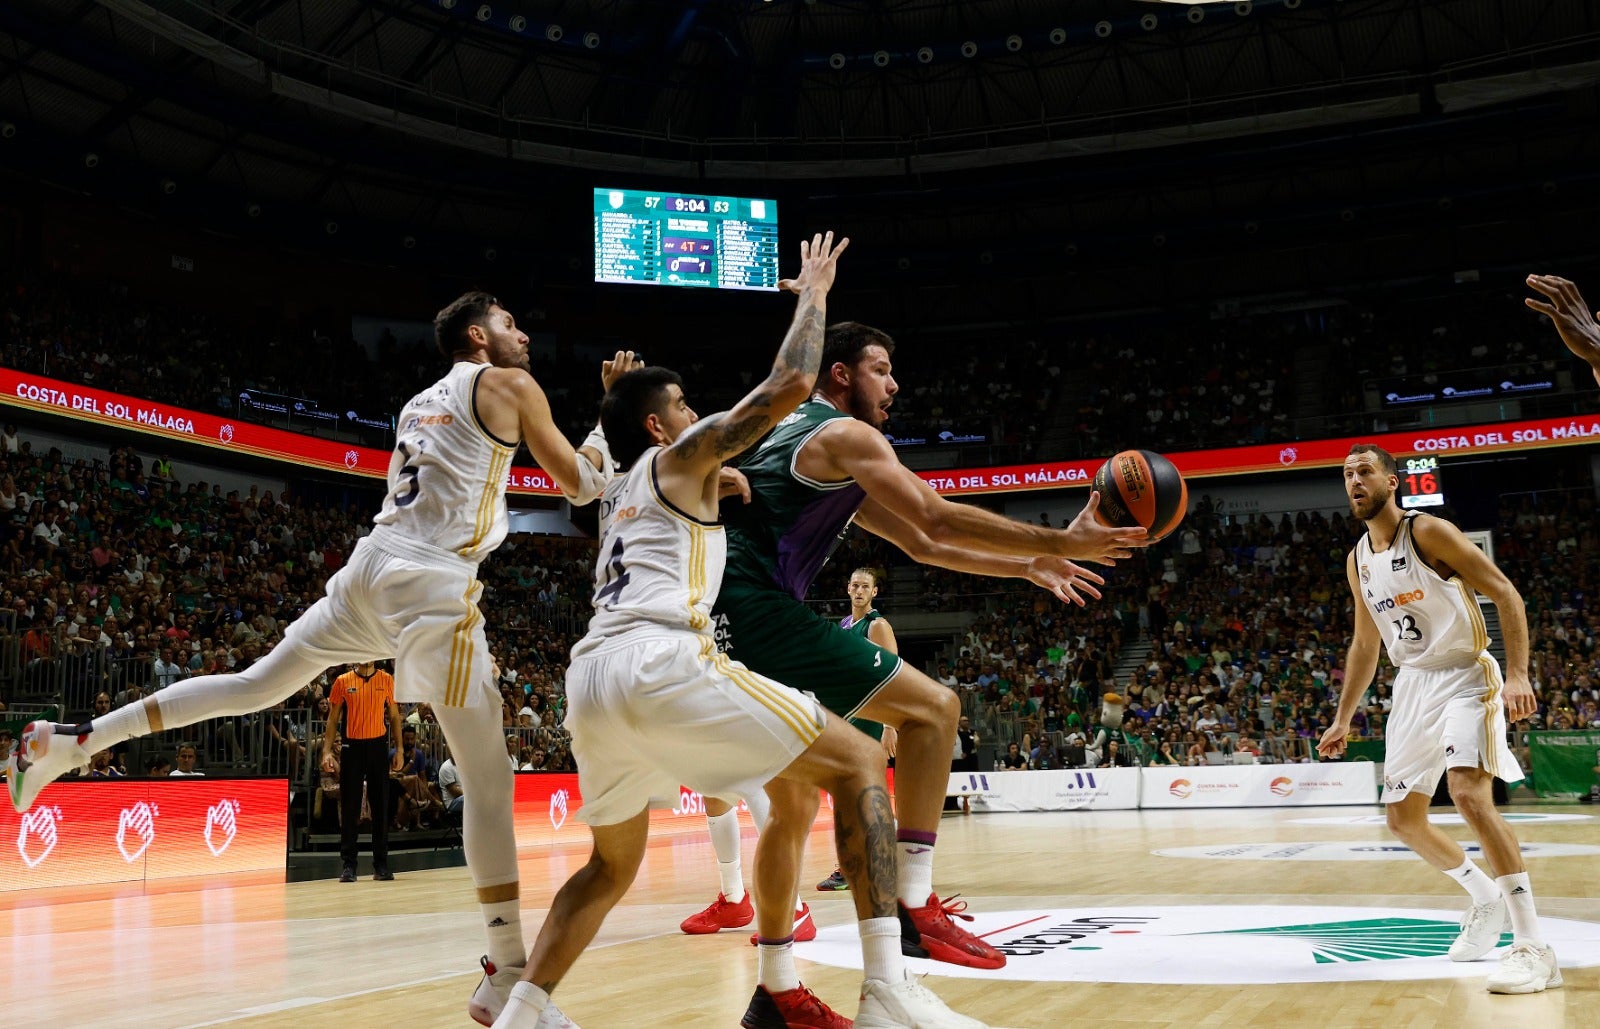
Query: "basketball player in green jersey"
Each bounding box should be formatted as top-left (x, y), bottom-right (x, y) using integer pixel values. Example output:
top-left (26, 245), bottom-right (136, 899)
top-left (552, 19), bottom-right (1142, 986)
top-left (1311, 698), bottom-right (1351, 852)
top-left (818, 566), bottom-right (898, 891)
top-left (714, 322), bottom-right (1147, 970)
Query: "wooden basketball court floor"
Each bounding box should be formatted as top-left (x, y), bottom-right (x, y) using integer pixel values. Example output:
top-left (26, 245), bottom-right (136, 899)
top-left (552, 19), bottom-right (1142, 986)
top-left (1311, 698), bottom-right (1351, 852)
top-left (4, 804), bottom-right (1596, 1028)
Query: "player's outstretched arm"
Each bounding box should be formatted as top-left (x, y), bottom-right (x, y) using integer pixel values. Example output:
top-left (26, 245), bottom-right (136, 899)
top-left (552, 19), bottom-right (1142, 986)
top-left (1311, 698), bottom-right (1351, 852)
top-left (1320, 550), bottom-right (1381, 759)
top-left (478, 369), bottom-right (604, 503)
top-left (821, 425), bottom-right (1145, 564)
top-left (1411, 515), bottom-right (1536, 721)
top-left (1526, 274), bottom-right (1600, 387)
top-left (658, 231), bottom-right (848, 486)
top-left (579, 350), bottom-right (646, 478)
top-left (854, 499), bottom-right (1106, 607)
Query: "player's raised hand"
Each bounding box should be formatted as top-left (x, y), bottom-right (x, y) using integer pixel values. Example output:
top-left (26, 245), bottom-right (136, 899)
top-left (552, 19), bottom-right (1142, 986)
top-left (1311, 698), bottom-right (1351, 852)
top-left (1058, 491), bottom-right (1149, 565)
top-left (1525, 275), bottom-right (1600, 387)
top-left (1316, 721), bottom-right (1349, 760)
top-left (778, 230), bottom-right (850, 295)
top-left (1025, 555), bottom-right (1106, 607)
top-left (601, 350), bottom-right (644, 391)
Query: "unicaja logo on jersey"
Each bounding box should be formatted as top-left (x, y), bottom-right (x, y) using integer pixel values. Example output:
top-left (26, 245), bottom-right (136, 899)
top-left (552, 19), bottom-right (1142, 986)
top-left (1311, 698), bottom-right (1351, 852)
top-left (549, 789), bottom-right (569, 830)
top-left (1270, 777), bottom-right (1295, 797)
top-left (1168, 779), bottom-right (1193, 799)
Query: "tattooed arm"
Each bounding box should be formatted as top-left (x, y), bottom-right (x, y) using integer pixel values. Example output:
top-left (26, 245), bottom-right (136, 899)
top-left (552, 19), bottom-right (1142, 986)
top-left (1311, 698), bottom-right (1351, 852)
top-left (655, 231), bottom-right (848, 509)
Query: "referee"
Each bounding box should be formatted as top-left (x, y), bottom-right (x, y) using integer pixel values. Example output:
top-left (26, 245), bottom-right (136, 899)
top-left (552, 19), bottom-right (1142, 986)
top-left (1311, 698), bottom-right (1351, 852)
top-left (322, 660), bottom-right (402, 882)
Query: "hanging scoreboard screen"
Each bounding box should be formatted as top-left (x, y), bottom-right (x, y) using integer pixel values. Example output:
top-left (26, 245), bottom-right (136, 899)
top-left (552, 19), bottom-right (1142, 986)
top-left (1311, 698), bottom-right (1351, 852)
top-left (1400, 456), bottom-right (1446, 509)
top-left (594, 188), bottom-right (780, 291)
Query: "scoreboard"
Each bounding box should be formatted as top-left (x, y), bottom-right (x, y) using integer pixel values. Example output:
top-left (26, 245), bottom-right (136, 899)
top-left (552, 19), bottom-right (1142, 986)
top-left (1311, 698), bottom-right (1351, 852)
top-left (1400, 455), bottom-right (1446, 509)
top-left (594, 188), bottom-right (780, 291)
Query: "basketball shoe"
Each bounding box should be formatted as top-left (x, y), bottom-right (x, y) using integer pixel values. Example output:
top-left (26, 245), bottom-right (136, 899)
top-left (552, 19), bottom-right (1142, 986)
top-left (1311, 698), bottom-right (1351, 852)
top-left (816, 869), bottom-right (849, 891)
top-left (1449, 896), bottom-right (1508, 961)
top-left (855, 977), bottom-right (988, 1028)
top-left (468, 957), bottom-right (581, 1028)
top-left (7, 719), bottom-right (90, 813)
top-left (739, 984), bottom-right (852, 1029)
top-left (899, 894), bottom-right (1006, 969)
top-left (1486, 943), bottom-right (1563, 994)
top-left (680, 891), bottom-right (754, 934)
top-left (749, 903), bottom-right (816, 945)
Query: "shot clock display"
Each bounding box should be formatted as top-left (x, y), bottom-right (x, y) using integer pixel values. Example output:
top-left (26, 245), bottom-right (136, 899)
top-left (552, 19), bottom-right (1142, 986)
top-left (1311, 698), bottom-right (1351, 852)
top-left (1400, 456), bottom-right (1446, 509)
top-left (594, 187), bottom-right (779, 290)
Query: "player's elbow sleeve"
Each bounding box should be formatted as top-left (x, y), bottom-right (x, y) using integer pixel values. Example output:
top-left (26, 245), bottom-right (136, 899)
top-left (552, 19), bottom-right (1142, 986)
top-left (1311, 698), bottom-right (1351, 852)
top-left (564, 455), bottom-right (609, 505)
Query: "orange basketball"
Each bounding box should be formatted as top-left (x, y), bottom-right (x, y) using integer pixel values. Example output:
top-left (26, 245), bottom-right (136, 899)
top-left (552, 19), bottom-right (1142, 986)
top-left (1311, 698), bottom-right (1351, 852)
top-left (1091, 449), bottom-right (1188, 542)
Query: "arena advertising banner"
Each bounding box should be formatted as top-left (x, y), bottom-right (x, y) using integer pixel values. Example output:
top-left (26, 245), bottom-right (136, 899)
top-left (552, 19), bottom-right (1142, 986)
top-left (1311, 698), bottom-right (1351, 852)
top-left (510, 770), bottom-right (896, 851)
top-left (0, 779), bottom-right (288, 891)
top-left (1527, 730), bottom-right (1600, 799)
top-left (1139, 763), bottom-right (1377, 809)
top-left (947, 768), bottom-right (1139, 812)
top-left (10, 366), bottom-right (1600, 497)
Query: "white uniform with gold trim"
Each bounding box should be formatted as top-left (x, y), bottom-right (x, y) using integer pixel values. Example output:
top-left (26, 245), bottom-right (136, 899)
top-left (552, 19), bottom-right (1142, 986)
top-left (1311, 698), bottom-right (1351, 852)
top-left (1357, 512), bottom-right (1522, 802)
top-left (566, 448), bottom-right (826, 826)
top-left (274, 362), bottom-right (511, 710)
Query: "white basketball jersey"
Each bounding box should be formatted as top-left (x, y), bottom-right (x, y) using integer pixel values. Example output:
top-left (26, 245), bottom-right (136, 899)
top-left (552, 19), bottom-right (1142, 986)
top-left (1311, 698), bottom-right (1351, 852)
top-left (1356, 513), bottom-right (1488, 669)
top-left (575, 449), bottom-right (725, 649)
top-left (371, 362), bottom-right (515, 561)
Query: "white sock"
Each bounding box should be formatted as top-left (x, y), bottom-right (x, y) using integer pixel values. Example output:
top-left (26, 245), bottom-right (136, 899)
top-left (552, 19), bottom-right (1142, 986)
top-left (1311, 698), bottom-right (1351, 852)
top-left (482, 899), bottom-right (525, 969)
top-left (1497, 872), bottom-right (1543, 947)
top-left (708, 809), bottom-right (746, 902)
top-left (1444, 858), bottom-right (1501, 905)
top-left (491, 981), bottom-right (549, 1029)
top-left (744, 791), bottom-right (771, 834)
top-left (896, 839), bottom-right (935, 907)
top-left (758, 939), bottom-right (800, 993)
top-left (84, 701), bottom-right (151, 752)
top-left (860, 916), bottom-right (905, 984)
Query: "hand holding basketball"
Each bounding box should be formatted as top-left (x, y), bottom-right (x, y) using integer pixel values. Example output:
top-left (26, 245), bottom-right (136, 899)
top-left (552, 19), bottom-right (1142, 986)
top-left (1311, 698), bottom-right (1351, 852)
top-left (1090, 449), bottom-right (1189, 543)
top-left (1059, 491), bottom-right (1148, 565)
top-left (1025, 554), bottom-right (1106, 607)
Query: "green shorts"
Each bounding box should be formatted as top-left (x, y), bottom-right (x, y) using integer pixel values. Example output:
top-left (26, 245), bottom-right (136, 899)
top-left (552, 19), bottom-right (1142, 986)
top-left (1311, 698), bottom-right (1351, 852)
top-left (714, 579), bottom-right (901, 728)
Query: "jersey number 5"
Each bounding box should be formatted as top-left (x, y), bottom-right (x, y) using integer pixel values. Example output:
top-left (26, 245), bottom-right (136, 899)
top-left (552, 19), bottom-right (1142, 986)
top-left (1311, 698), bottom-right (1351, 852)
top-left (595, 538), bottom-right (630, 606)
top-left (1391, 614), bottom-right (1423, 642)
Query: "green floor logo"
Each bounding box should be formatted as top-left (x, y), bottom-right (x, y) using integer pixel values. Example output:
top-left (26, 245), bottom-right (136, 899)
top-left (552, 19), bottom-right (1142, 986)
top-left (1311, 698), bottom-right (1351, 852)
top-left (1210, 917), bottom-right (1509, 963)
top-left (796, 905), bottom-right (1600, 984)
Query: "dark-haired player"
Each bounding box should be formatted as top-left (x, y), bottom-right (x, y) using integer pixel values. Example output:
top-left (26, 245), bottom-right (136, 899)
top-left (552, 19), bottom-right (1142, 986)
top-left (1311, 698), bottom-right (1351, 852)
top-left (714, 321), bottom-right (1145, 975)
top-left (7, 291), bottom-right (619, 1026)
top-left (1320, 444), bottom-right (1557, 994)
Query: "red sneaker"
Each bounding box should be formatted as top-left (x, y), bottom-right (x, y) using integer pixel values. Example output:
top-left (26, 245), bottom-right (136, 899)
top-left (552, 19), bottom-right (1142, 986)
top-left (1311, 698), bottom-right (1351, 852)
top-left (900, 893), bottom-right (1006, 969)
top-left (679, 891), bottom-right (754, 934)
top-left (750, 903), bottom-right (816, 946)
top-left (739, 983), bottom-right (853, 1029)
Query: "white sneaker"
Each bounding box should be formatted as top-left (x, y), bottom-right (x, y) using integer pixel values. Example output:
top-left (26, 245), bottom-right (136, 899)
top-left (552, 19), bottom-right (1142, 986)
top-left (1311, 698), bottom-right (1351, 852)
top-left (855, 977), bottom-right (988, 1028)
top-left (7, 721), bottom-right (90, 813)
top-left (1449, 897), bottom-right (1508, 961)
top-left (1486, 943), bottom-right (1563, 994)
top-left (468, 955), bottom-right (525, 1026)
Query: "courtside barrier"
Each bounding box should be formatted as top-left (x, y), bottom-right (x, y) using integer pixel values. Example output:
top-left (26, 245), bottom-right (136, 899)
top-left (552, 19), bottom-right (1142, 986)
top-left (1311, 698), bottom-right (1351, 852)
top-left (947, 764), bottom-right (1378, 812)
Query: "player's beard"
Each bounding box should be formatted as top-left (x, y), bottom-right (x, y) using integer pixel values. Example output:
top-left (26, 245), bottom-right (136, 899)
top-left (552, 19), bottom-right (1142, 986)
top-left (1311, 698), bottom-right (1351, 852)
top-left (1351, 485), bottom-right (1390, 521)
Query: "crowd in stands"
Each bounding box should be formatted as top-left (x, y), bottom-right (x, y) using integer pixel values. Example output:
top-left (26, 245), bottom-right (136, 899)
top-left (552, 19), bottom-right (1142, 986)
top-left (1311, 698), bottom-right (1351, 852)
top-left (7, 274), bottom-right (1583, 469)
top-left (0, 427), bottom-right (585, 822)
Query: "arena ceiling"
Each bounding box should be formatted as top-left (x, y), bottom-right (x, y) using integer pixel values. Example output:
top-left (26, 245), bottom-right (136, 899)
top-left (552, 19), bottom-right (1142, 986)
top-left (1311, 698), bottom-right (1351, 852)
top-left (0, 0), bottom-right (1597, 280)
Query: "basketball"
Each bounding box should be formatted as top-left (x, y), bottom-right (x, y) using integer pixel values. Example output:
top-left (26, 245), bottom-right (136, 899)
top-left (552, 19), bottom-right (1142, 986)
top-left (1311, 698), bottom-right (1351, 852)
top-left (1091, 449), bottom-right (1189, 542)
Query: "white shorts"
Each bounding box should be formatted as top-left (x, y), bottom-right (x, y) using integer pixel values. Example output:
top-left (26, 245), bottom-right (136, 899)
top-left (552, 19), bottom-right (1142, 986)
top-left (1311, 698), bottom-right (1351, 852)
top-left (282, 528), bottom-right (496, 710)
top-left (1380, 654), bottom-right (1523, 803)
top-left (564, 631), bottom-right (827, 827)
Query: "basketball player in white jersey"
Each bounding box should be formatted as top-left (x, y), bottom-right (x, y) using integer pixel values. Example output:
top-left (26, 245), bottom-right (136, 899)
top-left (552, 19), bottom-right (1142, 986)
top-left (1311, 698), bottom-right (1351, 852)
top-left (491, 232), bottom-right (984, 1029)
top-left (1319, 444), bottom-right (1558, 994)
top-left (6, 292), bottom-right (618, 1025)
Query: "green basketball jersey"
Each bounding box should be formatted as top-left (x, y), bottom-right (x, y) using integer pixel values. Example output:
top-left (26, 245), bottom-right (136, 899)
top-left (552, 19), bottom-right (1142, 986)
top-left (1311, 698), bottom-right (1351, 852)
top-left (841, 609), bottom-right (881, 637)
top-left (722, 398), bottom-right (866, 600)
